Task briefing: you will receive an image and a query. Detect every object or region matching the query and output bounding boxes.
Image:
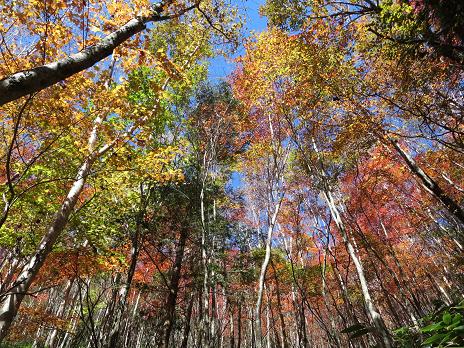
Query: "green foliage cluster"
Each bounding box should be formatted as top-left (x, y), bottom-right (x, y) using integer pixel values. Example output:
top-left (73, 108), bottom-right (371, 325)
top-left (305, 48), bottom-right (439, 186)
top-left (260, 0), bottom-right (311, 31)
top-left (340, 302), bottom-right (464, 347)
top-left (0, 343), bottom-right (32, 348)
top-left (394, 301), bottom-right (464, 347)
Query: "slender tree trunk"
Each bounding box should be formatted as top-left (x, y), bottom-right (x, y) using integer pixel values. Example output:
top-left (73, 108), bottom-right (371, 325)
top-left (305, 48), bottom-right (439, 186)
top-left (105, 220), bottom-right (142, 348)
top-left (180, 294), bottom-right (195, 348)
top-left (426, 272), bottom-right (452, 305)
top-left (323, 189), bottom-right (392, 348)
top-left (57, 282), bottom-right (80, 348)
top-left (237, 303), bottom-right (242, 348)
top-left (210, 268), bottom-right (217, 348)
top-left (266, 292), bottom-right (273, 348)
top-left (0, 256), bottom-right (20, 299)
top-left (0, 116), bottom-right (102, 341)
top-left (350, 217), bottom-right (421, 325)
top-left (320, 250), bottom-right (341, 347)
top-left (299, 300), bottom-right (309, 348)
top-left (0, 157), bottom-right (95, 341)
top-left (123, 290), bottom-right (141, 348)
top-left (45, 279), bottom-right (74, 348)
top-left (250, 307), bottom-right (255, 348)
top-left (380, 221), bottom-right (425, 319)
top-left (163, 226), bottom-right (189, 348)
top-left (270, 261), bottom-right (289, 348)
top-left (255, 197), bottom-right (283, 348)
top-left (199, 181), bottom-right (211, 347)
top-left (390, 139), bottom-right (464, 228)
top-left (229, 308), bottom-right (235, 348)
top-left (307, 138), bottom-right (392, 347)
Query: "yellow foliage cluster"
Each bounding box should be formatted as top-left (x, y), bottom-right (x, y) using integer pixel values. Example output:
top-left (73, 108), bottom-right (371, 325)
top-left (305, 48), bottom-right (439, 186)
top-left (135, 146), bottom-right (184, 183)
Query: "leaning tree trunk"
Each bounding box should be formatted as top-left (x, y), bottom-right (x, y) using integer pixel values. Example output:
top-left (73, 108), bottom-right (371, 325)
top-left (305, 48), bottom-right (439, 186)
top-left (0, 117), bottom-right (103, 341)
top-left (322, 189), bottom-right (393, 348)
top-left (105, 219), bottom-right (142, 348)
top-left (0, 156), bottom-right (95, 341)
top-left (0, 0), bottom-right (197, 106)
top-left (389, 139), bottom-right (464, 228)
top-left (304, 138), bottom-right (392, 348)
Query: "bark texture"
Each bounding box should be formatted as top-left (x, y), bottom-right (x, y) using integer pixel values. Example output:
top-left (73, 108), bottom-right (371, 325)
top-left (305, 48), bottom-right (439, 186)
top-left (0, 1), bottom-right (196, 106)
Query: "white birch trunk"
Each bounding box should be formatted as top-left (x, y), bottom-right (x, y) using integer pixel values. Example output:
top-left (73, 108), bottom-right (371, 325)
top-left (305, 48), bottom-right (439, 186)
top-left (0, 117), bottom-right (102, 341)
top-left (254, 197), bottom-right (283, 348)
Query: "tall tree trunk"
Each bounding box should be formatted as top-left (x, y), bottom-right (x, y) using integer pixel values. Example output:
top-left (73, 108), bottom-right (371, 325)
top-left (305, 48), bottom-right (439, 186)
top-left (199, 181), bottom-right (211, 347)
top-left (270, 261), bottom-right (289, 348)
top-left (309, 138), bottom-right (392, 348)
top-left (163, 226), bottom-right (189, 348)
top-left (390, 139), bottom-right (464, 228)
top-left (320, 250), bottom-right (341, 347)
top-left (255, 197), bottom-right (283, 348)
top-left (210, 268), bottom-right (217, 348)
top-left (0, 156), bottom-right (95, 341)
top-left (105, 218), bottom-right (142, 348)
top-left (322, 189), bottom-right (392, 348)
top-left (180, 293), bottom-right (195, 348)
top-left (349, 217), bottom-right (421, 325)
top-left (237, 303), bottom-right (242, 348)
top-left (229, 308), bottom-right (235, 348)
top-left (0, 116), bottom-right (102, 341)
top-left (45, 279), bottom-right (74, 348)
top-left (123, 290), bottom-right (141, 348)
top-left (299, 300), bottom-right (310, 348)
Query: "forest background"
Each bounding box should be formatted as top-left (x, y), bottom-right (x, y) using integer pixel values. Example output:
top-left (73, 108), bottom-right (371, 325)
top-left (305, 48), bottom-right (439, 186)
top-left (0, 0), bottom-right (463, 347)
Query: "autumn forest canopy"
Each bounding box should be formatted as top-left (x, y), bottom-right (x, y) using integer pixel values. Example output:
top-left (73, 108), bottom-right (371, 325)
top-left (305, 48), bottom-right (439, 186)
top-left (0, 0), bottom-right (464, 347)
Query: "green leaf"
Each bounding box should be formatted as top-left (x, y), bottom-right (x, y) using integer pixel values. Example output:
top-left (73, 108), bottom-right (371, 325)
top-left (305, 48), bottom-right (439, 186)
top-left (349, 328), bottom-right (372, 340)
top-left (451, 302), bottom-right (464, 310)
top-left (341, 323), bottom-right (366, 334)
top-left (443, 312), bottom-right (452, 325)
top-left (421, 333), bottom-right (447, 346)
top-left (421, 322), bottom-right (444, 333)
top-left (452, 313), bottom-right (462, 324)
top-left (438, 332), bottom-right (452, 345)
top-left (446, 321), bottom-right (461, 331)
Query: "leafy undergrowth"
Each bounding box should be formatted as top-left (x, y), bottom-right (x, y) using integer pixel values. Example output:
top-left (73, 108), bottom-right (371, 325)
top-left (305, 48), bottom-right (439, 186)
top-left (394, 301), bottom-right (464, 347)
top-left (341, 301), bottom-right (464, 347)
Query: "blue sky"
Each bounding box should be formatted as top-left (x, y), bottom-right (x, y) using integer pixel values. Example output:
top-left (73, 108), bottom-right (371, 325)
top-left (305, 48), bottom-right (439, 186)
top-left (209, 0), bottom-right (268, 190)
top-left (208, 0), bottom-right (267, 81)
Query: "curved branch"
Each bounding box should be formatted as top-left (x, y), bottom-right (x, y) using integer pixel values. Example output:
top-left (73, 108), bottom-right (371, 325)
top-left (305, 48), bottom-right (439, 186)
top-left (0, 1), bottom-right (199, 106)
